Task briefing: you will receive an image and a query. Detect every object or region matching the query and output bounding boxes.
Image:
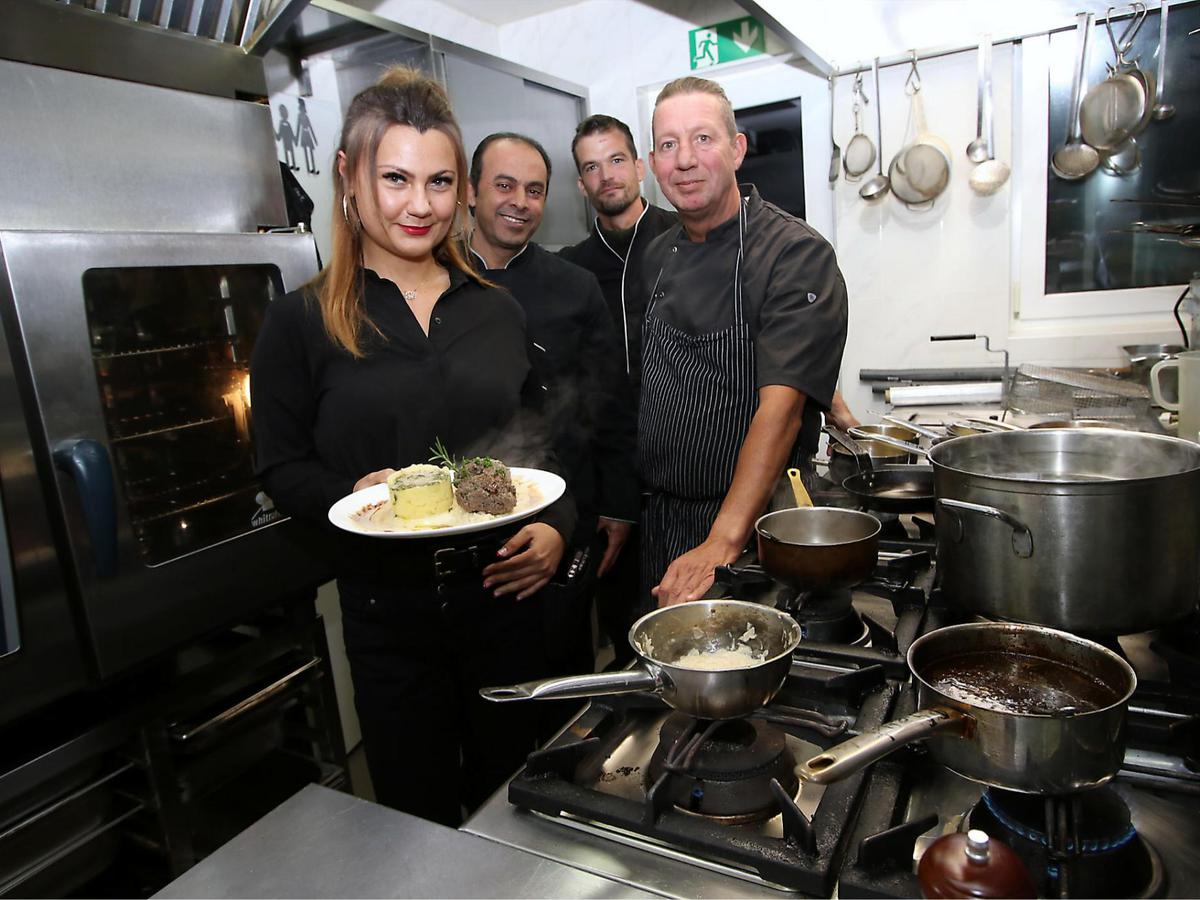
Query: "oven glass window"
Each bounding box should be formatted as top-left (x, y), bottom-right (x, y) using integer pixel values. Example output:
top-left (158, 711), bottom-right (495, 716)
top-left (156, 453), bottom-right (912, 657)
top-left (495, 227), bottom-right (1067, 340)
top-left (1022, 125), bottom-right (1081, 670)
top-left (82, 265), bottom-right (283, 566)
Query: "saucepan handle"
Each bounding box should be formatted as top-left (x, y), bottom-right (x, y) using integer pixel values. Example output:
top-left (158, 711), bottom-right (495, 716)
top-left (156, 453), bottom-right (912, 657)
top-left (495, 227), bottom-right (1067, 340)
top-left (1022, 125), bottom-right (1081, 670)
top-left (937, 498), bottom-right (1034, 558)
top-left (824, 425), bottom-right (874, 472)
top-left (480, 667), bottom-right (661, 703)
top-left (797, 708), bottom-right (968, 784)
top-left (879, 413), bottom-right (943, 440)
top-left (847, 427), bottom-right (929, 457)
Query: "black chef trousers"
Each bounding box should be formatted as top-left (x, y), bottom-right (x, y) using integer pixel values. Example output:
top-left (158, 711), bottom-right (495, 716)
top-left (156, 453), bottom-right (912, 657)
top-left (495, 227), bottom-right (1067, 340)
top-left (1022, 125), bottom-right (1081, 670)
top-left (337, 537), bottom-right (589, 826)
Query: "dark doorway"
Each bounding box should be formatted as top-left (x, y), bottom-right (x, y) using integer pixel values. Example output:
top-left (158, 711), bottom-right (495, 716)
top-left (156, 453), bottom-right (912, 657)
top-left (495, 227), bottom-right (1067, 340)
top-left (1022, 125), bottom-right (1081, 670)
top-left (735, 98), bottom-right (806, 220)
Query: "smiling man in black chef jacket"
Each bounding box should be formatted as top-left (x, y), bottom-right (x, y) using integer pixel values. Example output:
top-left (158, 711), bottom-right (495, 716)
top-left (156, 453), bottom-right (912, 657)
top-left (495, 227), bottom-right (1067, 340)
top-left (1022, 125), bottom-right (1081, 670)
top-left (467, 132), bottom-right (639, 677)
top-left (637, 76), bottom-right (849, 609)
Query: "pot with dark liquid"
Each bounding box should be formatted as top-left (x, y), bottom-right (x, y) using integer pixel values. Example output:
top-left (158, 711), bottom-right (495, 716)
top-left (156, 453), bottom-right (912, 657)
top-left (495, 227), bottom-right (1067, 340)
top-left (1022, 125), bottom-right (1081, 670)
top-left (797, 622), bottom-right (1135, 794)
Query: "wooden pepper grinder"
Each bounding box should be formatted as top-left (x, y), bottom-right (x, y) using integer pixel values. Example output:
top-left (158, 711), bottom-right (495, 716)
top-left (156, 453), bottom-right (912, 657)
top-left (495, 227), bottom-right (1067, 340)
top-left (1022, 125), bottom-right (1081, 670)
top-left (918, 829), bottom-right (1037, 899)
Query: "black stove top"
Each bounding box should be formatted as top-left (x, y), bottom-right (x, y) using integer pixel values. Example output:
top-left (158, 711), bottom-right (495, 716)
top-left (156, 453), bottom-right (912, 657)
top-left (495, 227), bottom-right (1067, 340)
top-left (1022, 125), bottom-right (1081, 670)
top-left (502, 511), bottom-right (1200, 898)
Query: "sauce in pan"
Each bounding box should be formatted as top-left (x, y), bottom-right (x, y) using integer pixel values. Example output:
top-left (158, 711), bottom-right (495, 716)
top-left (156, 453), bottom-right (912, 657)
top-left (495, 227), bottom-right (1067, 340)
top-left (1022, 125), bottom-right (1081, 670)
top-left (921, 651), bottom-right (1119, 715)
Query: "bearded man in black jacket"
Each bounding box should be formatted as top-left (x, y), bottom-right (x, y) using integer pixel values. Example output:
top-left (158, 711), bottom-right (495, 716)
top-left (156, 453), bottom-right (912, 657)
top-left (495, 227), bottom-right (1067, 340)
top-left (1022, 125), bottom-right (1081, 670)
top-left (556, 116), bottom-right (677, 664)
top-left (559, 115), bottom-right (677, 393)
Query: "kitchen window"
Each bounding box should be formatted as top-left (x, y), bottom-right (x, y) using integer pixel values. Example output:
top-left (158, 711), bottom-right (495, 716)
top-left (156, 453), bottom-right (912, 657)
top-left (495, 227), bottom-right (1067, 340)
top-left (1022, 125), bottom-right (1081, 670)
top-left (1042, 2), bottom-right (1199, 296)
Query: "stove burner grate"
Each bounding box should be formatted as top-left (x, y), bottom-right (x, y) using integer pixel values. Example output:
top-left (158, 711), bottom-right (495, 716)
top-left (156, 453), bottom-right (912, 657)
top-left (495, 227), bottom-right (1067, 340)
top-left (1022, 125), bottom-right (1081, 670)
top-left (647, 715), bottom-right (800, 823)
top-left (968, 787), bottom-right (1166, 899)
top-left (980, 790), bottom-right (1136, 854)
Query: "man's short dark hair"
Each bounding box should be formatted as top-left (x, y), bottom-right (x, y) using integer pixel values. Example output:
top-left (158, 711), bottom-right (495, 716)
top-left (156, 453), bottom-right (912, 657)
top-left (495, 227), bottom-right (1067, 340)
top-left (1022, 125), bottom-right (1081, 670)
top-left (570, 115), bottom-right (638, 172)
top-left (469, 132), bottom-right (552, 189)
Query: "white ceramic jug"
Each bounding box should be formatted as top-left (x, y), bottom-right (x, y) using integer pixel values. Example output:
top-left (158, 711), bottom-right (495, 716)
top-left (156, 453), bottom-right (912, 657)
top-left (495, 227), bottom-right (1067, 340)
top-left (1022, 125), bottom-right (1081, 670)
top-left (1151, 350), bottom-right (1200, 443)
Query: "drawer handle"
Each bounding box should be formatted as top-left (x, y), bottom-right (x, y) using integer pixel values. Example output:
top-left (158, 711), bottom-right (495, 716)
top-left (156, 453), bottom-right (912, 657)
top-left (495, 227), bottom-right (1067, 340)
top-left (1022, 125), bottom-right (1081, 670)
top-left (170, 657), bottom-right (321, 743)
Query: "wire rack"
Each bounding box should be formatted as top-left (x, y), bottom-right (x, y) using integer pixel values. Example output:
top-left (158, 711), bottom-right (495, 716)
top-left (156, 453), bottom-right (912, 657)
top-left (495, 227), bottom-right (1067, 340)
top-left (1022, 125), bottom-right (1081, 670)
top-left (1006, 364), bottom-right (1153, 423)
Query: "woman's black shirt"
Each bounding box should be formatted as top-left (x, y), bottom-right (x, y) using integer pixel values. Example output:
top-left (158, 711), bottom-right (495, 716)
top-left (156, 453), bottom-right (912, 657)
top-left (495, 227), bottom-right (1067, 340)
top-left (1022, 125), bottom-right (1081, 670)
top-left (250, 265), bottom-right (575, 577)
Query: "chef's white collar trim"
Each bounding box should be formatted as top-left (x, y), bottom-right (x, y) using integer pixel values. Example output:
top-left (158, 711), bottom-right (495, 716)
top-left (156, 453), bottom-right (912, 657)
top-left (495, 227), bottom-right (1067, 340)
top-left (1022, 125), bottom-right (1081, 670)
top-left (468, 242), bottom-right (530, 271)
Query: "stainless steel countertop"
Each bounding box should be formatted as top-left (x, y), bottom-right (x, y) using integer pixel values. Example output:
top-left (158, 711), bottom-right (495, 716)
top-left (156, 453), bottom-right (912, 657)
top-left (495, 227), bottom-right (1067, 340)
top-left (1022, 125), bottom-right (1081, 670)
top-left (464, 785), bottom-right (811, 899)
top-left (152, 784), bottom-right (659, 899)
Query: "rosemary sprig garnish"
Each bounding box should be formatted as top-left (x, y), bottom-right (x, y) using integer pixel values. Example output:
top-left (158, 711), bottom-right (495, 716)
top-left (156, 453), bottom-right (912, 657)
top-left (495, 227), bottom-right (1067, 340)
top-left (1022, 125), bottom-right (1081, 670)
top-left (428, 439), bottom-right (498, 478)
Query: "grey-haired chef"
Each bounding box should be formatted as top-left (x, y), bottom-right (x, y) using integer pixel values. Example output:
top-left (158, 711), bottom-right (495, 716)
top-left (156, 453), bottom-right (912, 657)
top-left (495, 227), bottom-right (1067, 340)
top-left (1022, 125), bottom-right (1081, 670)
top-left (637, 76), bottom-right (849, 608)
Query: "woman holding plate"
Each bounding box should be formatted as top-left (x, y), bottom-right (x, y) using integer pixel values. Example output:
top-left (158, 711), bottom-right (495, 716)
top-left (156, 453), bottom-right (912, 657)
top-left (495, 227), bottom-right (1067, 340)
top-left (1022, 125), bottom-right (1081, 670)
top-left (250, 67), bottom-right (575, 825)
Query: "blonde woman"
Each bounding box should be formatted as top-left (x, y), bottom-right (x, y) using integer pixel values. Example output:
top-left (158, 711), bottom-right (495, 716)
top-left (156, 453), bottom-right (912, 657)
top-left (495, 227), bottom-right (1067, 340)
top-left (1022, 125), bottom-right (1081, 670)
top-left (250, 68), bottom-right (573, 825)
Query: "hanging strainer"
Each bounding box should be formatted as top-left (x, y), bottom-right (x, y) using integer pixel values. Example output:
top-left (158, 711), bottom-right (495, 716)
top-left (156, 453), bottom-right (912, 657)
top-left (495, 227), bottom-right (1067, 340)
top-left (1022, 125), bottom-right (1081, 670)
top-left (843, 71), bottom-right (876, 180)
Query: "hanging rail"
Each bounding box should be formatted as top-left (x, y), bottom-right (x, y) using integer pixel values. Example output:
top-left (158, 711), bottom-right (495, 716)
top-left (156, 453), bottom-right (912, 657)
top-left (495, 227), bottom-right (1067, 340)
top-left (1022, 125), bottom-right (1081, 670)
top-left (834, 0), bottom-right (1183, 76)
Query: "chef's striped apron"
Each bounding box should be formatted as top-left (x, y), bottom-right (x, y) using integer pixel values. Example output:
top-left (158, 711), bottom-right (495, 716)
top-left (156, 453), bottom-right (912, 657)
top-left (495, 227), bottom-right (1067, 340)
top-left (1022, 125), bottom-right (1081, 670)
top-left (637, 199), bottom-right (758, 606)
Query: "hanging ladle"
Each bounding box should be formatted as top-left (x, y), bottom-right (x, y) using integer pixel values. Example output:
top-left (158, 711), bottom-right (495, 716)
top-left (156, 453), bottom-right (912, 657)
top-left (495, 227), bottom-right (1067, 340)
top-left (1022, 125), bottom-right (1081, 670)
top-left (828, 69), bottom-right (841, 183)
top-left (1153, 1), bottom-right (1175, 120)
top-left (968, 35), bottom-right (1011, 195)
top-left (1051, 12), bottom-right (1100, 180)
top-left (859, 57), bottom-right (891, 201)
top-left (966, 36), bottom-right (991, 162)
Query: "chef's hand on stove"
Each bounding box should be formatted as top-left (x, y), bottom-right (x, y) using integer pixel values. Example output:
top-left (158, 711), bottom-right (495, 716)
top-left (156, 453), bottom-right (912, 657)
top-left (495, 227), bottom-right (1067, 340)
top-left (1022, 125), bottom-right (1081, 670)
top-left (483, 523), bottom-right (565, 600)
top-left (652, 536), bottom-right (741, 606)
top-left (595, 517), bottom-right (633, 577)
top-left (353, 468), bottom-right (396, 491)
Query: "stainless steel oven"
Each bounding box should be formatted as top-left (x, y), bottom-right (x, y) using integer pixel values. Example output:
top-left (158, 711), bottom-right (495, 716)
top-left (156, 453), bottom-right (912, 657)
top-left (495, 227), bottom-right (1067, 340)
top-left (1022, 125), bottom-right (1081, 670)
top-left (0, 230), bottom-right (328, 678)
top-left (0, 303), bottom-right (90, 726)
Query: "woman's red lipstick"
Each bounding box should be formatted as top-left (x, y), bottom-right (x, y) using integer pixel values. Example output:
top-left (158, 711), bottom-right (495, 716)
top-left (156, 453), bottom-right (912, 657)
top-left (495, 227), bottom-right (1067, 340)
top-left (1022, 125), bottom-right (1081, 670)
top-left (399, 224), bottom-right (431, 236)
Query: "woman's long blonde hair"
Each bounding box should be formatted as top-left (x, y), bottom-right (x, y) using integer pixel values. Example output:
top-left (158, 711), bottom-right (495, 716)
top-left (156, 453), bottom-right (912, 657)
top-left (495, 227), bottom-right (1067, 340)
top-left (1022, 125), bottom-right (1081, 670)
top-left (312, 66), bottom-right (482, 358)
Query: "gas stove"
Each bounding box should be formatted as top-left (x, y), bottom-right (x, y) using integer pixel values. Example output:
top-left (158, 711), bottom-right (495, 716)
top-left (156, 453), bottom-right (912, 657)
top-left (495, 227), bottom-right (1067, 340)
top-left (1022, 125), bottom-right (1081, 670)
top-left (464, 524), bottom-right (1200, 898)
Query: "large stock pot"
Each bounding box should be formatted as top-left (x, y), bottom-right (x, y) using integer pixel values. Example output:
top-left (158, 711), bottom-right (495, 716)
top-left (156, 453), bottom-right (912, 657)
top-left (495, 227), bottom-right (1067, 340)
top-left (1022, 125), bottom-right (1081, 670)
top-left (930, 429), bottom-right (1200, 634)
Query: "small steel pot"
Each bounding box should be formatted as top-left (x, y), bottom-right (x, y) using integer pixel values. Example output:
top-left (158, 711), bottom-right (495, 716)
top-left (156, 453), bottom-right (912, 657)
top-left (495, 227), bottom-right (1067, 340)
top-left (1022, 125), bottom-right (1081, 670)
top-left (830, 423), bottom-right (920, 463)
top-left (798, 622), bottom-right (1136, 794)
top-left (480, 600), bottom-right (801, 720)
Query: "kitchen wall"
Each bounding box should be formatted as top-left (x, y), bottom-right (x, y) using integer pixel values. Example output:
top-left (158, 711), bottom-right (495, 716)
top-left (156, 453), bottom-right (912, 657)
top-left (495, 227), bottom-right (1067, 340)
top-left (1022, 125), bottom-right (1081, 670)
top-left (343, 0), bottom-right (1185, 419)
top-left (832, 38), bottom-right (1183, 417)
top-left (832, 48), bottom-right (1017, 417)
top-left (348, 0), bottom-right (833, 243)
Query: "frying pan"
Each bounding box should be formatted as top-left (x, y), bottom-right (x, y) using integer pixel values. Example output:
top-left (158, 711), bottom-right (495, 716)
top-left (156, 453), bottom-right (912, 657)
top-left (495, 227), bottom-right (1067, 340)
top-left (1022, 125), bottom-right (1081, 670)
top-left (828, 426), bottom-right (936, 513)
top-left (841, 466), bottom-right (935, 513)
top-left (480, 600), bottom-right (801, 720)
top-left (797, 622), bottom-right (1135, 794)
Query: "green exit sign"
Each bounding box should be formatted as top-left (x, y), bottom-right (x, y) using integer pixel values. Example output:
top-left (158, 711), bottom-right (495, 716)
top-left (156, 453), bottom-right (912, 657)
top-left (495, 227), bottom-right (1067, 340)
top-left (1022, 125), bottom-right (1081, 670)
top-left (689, 15), bottom-right (766, 70)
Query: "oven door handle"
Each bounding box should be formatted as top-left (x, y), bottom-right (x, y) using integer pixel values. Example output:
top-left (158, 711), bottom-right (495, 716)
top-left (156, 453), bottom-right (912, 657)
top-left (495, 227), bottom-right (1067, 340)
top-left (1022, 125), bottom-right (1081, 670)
top-left (53, 438), bottom-right (118, 578)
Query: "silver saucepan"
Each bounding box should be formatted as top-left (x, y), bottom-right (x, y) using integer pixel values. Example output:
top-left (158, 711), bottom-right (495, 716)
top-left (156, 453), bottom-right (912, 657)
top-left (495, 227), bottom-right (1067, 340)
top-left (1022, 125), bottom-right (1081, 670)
top-left (480, 600), bottom-right (801, 720)
top-left (798, 621), bottom-right (1136, 794)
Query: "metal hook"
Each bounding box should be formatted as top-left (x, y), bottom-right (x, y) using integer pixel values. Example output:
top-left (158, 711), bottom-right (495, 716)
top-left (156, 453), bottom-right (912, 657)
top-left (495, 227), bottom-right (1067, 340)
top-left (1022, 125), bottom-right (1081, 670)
top-left (853, 70), bottom-right (868, 107)
top-left (1106, 2), bottom-right (1147, 66)
top-left (904, 50), bottom-right (922, 94)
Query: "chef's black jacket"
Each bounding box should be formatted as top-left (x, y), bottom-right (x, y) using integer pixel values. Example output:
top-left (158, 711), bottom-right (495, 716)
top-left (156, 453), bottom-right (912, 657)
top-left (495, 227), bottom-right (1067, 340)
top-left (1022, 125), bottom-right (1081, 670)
top-left (250, 266), bottom-right (576, 577)
top-left (632, 185), bottom-right (848, 454)
top-left (558, 199), bottom-right (677, 387)
top-left (470, 243), bottom-right (639, 535)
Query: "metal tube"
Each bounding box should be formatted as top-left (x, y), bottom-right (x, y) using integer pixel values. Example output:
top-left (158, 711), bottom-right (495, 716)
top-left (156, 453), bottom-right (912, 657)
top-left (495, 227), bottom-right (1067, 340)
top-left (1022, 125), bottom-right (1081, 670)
top-left (837, 2), bottom-right (1146, 76)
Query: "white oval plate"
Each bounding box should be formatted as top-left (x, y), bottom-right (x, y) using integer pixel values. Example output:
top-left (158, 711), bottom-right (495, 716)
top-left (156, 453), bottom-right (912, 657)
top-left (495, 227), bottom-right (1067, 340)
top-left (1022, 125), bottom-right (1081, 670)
top-left (326, 467), bottom-right (566, 539)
